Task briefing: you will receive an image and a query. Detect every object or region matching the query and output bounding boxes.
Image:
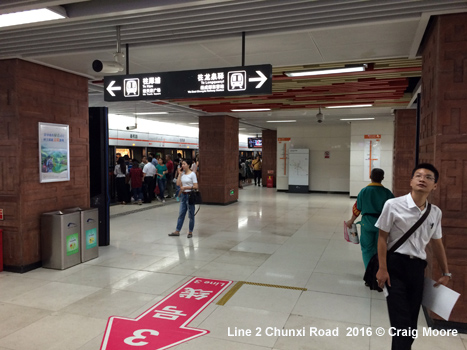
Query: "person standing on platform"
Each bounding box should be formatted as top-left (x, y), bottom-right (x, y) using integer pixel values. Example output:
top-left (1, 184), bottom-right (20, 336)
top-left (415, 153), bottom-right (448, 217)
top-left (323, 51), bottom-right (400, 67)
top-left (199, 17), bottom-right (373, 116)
top-left (346, 168), bottom-right (394, 269)
top-left (375, 163), bottom-right (451, 350)
top-left (156, 157), bottom-right (168, 203)
top-left (168, 159), bottom-right (198, 238)
top-left (252, 154), bottom-right (262, 186)
top-left (114, 157), bottom-right (129, 204)
top-left (139, 156), bottom-right (147, 169)
top-left (130, 159), bottom-right (144, 205)
top-left (149, 152), bottom-right (158, 166)
top-left (165, 155), bottom-right (174, 199)
top-left (142, 156), bottom-right (156, 203)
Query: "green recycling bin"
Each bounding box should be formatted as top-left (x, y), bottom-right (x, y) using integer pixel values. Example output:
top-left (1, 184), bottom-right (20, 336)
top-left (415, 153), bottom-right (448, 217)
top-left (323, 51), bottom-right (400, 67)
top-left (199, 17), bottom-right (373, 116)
top-left (63, 207), bottom-right (99, 262)
top-left (41, 211), bottom-right (81, 270)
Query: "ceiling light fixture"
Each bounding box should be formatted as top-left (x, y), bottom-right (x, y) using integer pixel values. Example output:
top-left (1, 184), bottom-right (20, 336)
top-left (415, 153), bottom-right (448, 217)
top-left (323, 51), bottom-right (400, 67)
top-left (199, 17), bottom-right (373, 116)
top-left (189, 122), bottom-right (199, 125)
top-left (134, 112), bottom-right (168, 115)
top-left (231, 108), bottom-right (271, 112)
top-left (340, 118), bottom-right (375, 121)
top-left (326, 104), bottom-right (373, 109)
top-left (266, 120), bottom-right (296, 123)
top-left (0, 7), bottom-right (67, 28)
top-left (285, 65), bottom-right (366, 77)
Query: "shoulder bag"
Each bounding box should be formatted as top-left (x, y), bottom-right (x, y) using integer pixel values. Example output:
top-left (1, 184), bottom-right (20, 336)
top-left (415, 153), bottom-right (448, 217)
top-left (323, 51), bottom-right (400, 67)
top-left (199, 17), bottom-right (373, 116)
top-left (363, 203), bottom-right (431, 292)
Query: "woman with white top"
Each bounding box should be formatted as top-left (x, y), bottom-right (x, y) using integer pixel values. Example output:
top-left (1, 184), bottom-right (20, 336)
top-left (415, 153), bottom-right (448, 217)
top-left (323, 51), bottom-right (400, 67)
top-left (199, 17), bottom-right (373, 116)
top-left (114, 157), bottom-right (129, 204)
top-left (168, 159), bottom-right (198, 238)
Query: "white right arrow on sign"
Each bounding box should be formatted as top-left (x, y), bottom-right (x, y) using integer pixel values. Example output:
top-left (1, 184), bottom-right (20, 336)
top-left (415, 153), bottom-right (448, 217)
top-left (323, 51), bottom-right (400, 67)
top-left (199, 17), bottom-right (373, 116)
top-left (106, 80), bottom-right (122, 97)
top-left (248, 70), bottom-right (268, 88)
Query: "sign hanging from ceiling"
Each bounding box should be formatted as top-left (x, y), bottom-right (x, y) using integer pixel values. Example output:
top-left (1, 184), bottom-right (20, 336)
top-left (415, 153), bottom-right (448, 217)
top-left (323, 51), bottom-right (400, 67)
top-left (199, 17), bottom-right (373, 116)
top-left (104, 64), bottom-right (272, 101)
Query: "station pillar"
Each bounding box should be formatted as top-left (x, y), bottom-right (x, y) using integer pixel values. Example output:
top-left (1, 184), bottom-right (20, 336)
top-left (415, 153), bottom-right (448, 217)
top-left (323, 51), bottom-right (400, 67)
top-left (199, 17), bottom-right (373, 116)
top-left (392, 109), bottom-right (417, 197)
top-left (420, 13), bottom-right (467, 325)
top-left (198, 115), bottom-right (239, 204)
top-left (261, 130), bottom-right (277, 187)
top-left (0, 59), bottom-right (90, 272)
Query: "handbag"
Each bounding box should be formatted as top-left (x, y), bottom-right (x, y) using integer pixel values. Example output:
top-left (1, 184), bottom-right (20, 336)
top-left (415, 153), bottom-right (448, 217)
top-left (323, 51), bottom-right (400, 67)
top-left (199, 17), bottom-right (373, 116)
top-left (363, 203), bottom-right (431, 292)
top-left (188, 190), bottom-right (202, 205)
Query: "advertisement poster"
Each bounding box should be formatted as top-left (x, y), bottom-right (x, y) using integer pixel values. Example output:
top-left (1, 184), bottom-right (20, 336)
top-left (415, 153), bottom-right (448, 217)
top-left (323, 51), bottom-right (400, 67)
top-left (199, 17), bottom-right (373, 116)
top-left (364, 134), bottom-right (381, 180)
top-left (39, 122), bottom-right (70, 183)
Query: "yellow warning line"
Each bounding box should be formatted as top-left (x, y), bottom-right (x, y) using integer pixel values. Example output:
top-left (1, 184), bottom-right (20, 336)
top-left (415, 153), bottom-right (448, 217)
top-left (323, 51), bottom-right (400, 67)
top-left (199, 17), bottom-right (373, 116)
top-left (216, 281), bottom-right (244, 306)
top-left (243, 281), bottom-right (307, 291)
top-left (216, 281), bottom-right (306, 306)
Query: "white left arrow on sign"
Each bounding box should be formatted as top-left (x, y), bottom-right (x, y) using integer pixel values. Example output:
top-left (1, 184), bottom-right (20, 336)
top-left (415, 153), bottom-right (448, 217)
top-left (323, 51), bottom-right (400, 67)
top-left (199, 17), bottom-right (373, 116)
top-left (107, 80), bottom-right (122, 97)
top-left (248, 70), bottom-right (268, 89)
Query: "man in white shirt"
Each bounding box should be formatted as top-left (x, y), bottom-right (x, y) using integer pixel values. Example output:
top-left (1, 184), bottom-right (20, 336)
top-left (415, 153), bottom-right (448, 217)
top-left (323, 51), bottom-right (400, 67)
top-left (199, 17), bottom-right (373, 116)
top-left (375, 163), bottom-right (451, 350)
top-left (142, 157), bottom-right (157, 203)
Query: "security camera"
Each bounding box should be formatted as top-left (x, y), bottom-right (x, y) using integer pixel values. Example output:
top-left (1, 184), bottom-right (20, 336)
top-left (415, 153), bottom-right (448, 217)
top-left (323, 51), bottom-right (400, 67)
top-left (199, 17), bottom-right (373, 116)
top-left (316, 111), bottom-right (324, 123)
top-left (92, 60), bottom-right (124, 73)
top-left (126, 125), bottom-right (137, 130)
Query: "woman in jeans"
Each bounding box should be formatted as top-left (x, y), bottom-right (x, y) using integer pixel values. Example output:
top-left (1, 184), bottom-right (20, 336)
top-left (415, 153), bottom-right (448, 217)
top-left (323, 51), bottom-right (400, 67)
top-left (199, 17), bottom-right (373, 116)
top-left (168, 159), bottom-right (198, 238)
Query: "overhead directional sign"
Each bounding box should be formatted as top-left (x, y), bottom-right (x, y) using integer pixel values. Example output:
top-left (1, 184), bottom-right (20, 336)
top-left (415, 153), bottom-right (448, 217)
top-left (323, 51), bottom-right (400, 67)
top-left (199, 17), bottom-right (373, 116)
top-left (100, 277), bottom-right (232, 350)
top-left (104, 64), bottom-right (272, 101)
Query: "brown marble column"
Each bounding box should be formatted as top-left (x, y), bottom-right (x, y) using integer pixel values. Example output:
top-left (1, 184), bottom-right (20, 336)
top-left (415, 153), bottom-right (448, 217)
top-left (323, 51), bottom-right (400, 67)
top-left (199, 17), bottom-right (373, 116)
top-left (421, 13), bottom-right (467, 325)
top-left (0, 59), bottom-right (90, 273)
top-left (261, 130), bottom-right (277, 187)
top-left (392, 109), bottom-right (417, 197)
top-left (198, 115), bottom-right (239, 204)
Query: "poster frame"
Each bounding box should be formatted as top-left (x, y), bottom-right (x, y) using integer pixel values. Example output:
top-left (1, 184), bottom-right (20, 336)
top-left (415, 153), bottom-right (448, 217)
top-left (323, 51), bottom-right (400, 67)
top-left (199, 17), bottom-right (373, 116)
top-left (38, 122), bottom-right (70, 183)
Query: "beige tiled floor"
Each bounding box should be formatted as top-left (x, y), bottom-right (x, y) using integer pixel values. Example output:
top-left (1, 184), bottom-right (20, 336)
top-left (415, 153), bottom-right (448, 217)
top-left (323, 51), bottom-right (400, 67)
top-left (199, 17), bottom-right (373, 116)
top-left (0, 187), bottom-right (465, 350)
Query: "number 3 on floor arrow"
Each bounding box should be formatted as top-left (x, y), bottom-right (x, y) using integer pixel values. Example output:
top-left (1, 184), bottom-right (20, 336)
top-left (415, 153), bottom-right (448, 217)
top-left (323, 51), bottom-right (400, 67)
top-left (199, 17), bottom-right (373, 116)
top-left (124, 329), bottom-right (159, 346)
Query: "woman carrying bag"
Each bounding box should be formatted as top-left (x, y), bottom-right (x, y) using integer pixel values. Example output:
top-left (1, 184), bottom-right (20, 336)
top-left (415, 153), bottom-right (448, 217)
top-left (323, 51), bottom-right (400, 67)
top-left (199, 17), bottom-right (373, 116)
top-left (168, 159), bottom-right (198, 238)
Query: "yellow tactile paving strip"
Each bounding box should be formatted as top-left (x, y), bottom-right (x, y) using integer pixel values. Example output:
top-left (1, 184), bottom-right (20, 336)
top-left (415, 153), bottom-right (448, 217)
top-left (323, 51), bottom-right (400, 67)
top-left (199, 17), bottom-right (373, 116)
top-left (216, 281), bottom-right (307, 306)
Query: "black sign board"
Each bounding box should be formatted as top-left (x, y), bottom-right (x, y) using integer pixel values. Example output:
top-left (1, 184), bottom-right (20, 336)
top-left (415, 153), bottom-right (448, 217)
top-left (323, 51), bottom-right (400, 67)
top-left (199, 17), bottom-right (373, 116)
top-left (104, 64), bottom-right (272, 101)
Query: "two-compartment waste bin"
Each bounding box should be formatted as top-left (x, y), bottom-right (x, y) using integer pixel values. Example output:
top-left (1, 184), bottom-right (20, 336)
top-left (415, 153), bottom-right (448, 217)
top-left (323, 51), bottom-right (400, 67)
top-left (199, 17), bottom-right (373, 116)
top-left (63, 207), bottom-right (99, 263)
top-left (41, 211), bottom-right (81, 270)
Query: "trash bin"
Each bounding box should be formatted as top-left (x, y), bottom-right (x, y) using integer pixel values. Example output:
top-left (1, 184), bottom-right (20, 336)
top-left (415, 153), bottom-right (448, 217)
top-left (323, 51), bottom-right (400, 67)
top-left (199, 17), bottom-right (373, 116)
top-left (41, 211), bottom-right (81, 270)
top-left (63, 207), bottom-right (99, 263)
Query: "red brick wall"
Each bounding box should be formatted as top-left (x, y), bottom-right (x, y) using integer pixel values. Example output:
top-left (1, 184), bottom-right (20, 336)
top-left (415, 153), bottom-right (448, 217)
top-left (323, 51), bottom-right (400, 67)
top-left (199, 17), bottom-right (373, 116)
top-left (198, 115), bottom-right (239, 204)
top-left (0, 59), bottom-right (89, 271)
top-left (421, 14), bottom-right (467, 323)
top-left (261, 130), bottom-right (277, 187)
top-left (392, 109), bottom-right (416, 197)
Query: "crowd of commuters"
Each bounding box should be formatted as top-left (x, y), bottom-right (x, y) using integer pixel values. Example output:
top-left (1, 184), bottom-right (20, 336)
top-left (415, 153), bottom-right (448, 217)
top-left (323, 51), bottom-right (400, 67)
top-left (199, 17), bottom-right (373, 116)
top-left (114, 152), bottom-right (197, 205)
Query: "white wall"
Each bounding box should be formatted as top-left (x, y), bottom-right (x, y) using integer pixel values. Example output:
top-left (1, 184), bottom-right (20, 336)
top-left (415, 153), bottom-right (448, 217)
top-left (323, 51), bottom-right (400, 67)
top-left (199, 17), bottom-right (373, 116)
top-left (349, 120), bottom-right (394, 197)
top-left (277, 124), bottom-right (350, 192)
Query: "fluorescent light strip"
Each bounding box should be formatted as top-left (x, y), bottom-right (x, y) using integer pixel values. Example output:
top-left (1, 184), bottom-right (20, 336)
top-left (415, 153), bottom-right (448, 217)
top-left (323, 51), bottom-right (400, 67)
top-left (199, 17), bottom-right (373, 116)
top-left (285, 66), bottom-right (365, 77)
top-left (340, 118), bottom-right (375, 121)
top-left (189, 122), bottom-right (199, 125)
top-left (134, 112), bottom-right (168, 115)
top-left (266, 120), bottom-right (296, 123)
top-left (231, 108), bottom-right (271, 112)
top-left (0, 8), bottom-right (66, 28)
top-left (326, 104), bottom-right (373, 109)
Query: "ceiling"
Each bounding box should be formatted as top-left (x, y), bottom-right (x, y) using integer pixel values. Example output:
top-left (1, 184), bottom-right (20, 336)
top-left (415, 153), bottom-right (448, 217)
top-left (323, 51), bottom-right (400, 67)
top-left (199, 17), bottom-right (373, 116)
top-left (2, 0), bottom-right (467, 135)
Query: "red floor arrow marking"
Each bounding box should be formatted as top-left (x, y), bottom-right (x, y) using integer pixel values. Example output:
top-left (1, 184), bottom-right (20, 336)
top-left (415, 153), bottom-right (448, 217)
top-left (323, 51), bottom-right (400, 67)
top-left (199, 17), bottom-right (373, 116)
top-left (100, 277), bottom-right (232, 350)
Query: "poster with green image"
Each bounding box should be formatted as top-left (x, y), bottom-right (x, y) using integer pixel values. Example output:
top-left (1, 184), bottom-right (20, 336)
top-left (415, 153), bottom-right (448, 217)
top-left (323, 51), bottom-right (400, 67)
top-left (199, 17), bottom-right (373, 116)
top-left (66, 233), bottom-right (79, 256)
